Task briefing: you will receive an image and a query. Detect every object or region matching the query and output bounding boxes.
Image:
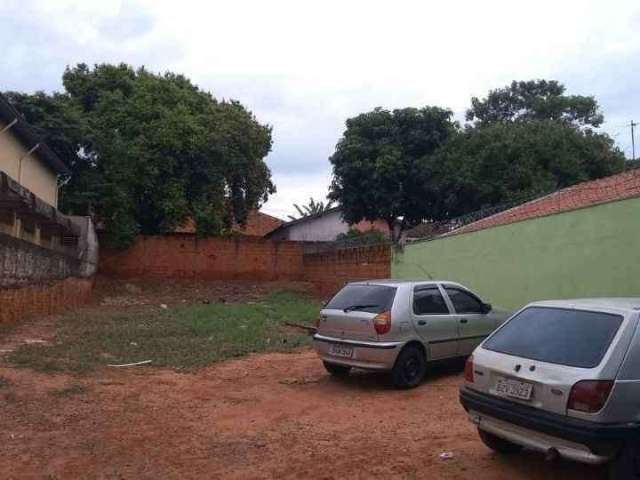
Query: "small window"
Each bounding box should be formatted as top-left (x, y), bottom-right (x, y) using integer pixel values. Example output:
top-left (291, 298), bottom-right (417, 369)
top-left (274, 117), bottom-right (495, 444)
top-left (445, 287), bottom-right (484, 314)
top-left (325, 284), bottom-right (397, 314)
top-left (413, 287), bottom-right (449, 315)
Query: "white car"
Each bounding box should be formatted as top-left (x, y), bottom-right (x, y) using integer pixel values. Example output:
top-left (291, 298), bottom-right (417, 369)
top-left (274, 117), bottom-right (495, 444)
top-left (460, 298), bottom-right (640, 479)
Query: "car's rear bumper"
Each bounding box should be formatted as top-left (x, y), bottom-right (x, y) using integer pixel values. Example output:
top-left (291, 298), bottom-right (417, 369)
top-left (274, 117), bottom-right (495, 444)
top-left (460, 386), bottom-right (640, 463)
top-left (312, 334), bottom-right (403, 370)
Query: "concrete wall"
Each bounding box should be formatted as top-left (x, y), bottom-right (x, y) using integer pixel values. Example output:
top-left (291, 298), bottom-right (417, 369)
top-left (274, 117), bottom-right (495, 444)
top-left (0, 232), bottom-right (87, 288)
top-left (393, 196), bottom-right (640, 311)
top-left (0, 231), bottom-right (96, 323)
top-left (0, 120), bottom-right (59, 207)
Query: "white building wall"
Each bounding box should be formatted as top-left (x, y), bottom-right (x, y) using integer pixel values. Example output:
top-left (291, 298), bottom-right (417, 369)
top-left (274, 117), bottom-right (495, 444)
top-left (275, 210), bottom-right (350, 241)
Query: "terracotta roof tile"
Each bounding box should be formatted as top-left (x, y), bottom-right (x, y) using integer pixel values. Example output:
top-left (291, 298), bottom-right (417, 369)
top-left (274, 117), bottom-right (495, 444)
top-left (451, 169), bottom-right (640, 236)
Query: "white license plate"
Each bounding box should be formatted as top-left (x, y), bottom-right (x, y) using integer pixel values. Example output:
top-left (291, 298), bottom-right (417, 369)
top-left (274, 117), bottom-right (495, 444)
top-left (328, 343), bottom-right (354, 358)
top-left (496, 378), bottom-right (533, 400)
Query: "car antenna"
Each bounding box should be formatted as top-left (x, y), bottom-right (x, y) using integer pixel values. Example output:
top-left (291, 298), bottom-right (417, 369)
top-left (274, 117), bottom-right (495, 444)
top-left (414, 263), bottom-right (434, 280)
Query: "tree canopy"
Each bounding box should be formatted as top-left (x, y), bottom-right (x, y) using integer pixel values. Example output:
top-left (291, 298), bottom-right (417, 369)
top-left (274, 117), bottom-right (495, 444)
top-left (5, 63), bottom-right (274, 248)
top-left (330, 81), bottom-right (624, 242)
top-left (328, 106), bottom-right (458, 241)
top-left (433, 120), bottom-right (625, 218)
top-left (466, 80), bottom-right (603, 129)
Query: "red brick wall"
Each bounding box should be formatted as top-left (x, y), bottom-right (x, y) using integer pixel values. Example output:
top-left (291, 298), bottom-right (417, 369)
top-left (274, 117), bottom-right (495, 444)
top-left (303, 244), bottom-right (392, 297)
top-left (99, 236), bottom-right (391, 297)
top-left (0, 277), bottom-right (93, 324)
top-left (99, 235), bottom-right (305, 281)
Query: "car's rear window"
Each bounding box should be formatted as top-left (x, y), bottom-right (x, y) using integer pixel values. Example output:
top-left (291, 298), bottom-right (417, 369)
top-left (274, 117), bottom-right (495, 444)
top-left (325, 285), bottom-right (397, 314)
top-left (483, 307), bottom-right (623, 368)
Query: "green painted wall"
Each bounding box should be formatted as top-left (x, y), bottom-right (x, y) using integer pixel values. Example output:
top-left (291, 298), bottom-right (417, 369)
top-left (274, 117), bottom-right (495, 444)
top-left (393, 197), bottom-right (640, 311)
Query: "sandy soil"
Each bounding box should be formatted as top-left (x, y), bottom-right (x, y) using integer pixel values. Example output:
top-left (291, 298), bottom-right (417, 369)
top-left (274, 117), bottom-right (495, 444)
top-left (0, 348), bottom-right (608, 479)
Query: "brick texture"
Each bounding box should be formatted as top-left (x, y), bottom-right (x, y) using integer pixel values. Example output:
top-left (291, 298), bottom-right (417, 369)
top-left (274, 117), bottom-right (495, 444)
top-left (99, 235), bottom-right (392, 297)
top-left (0, 277), bottom-right (93, 324)
top-left (303, 244), bottom-right (392, 297)
top-left (454, 169), bottom-right (640, 236)
top-left (100, 235), bottom-right (306, 281)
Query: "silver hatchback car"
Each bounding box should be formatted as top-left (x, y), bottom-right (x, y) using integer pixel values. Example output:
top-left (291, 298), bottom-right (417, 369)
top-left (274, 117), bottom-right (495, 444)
top-left (312, 280), bottom-right (508, 388)
top-left (460, 299), bottom-right (640, 479)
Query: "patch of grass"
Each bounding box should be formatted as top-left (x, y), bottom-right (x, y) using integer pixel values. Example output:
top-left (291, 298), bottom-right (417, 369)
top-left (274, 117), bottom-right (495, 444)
top-left (8, 290), bottom-right (320, 373)
top-left (50, 384), bottom-right (88, 397)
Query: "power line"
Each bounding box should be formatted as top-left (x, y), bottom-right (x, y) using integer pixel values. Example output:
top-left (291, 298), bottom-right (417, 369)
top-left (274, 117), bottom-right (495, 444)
top-left (631, 121), bottom-right (637, 162)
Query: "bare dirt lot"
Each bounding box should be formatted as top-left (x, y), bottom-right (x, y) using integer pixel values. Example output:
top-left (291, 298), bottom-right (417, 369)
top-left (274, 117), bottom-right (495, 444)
top-left (0, 280), bottom-right (608, 479)
top-left (0, 351), bottom-right (608, 479)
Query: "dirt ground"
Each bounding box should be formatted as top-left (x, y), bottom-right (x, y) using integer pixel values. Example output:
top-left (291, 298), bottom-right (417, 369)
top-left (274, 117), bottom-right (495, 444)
top-left (0, 351), bottom-right (608, 479)
top-left (0, 279), bottom-right (608, 479)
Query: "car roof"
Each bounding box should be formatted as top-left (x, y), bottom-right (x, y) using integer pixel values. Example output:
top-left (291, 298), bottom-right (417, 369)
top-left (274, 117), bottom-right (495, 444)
top-left (527, 298), bottom-right (640, 313)
top-left (349, 279), bottom-right (467, 289)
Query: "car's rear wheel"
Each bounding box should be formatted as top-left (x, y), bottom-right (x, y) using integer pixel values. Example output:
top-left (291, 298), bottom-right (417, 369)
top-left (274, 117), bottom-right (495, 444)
top-left (323, 361), bottom-right (351, 377)
top-left (609, 442), bottom-right (640, 480)
top-left (392, 344), bottom-right (426, 389)
top-left (478, 429), bottom-right (523, 454)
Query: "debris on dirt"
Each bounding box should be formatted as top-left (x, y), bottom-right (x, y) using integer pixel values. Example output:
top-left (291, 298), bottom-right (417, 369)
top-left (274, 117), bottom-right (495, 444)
top-left (219, 297), bottom-right (227, 303)
top-left (24, 338), bottom-right (48, 344)
top-left (284, 322), bottom-right (317, 334)
top-left (124, 283), bottom-right (143, 295)
top-left (159, 304), bottom-right (168, 310)
top-left (0, 376), bottom-right (11, 388)
top-left (202, 299), bottom-right (211, 304)
top-left (439, 452), bottom-right (455, 461)
top-left (50, 384), bottom-right (88, 397)
top-left (107, 360), bottom-right (152, 368)
top-left (279, 376), bottom-right (322, 385)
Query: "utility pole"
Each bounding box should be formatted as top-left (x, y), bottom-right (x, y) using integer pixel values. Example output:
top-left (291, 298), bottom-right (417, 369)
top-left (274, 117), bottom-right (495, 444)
top-left (632, 120), bottom-right (637, 162)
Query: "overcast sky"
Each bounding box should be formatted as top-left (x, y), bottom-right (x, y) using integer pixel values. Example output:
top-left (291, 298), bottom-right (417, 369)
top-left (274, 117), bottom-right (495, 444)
top-left (2, 0), bottom-right (640, 219)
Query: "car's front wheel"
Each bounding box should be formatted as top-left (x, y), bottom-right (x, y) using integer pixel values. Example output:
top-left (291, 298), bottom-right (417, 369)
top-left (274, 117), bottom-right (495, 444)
top-left (478, 429), bottom-right (523, 454)
top-left (323, 361), bottom-right (351, 377)
top-left (391, 344), bottom-right (426, 389)
top-left (609, 442), bottom-right (640, 480)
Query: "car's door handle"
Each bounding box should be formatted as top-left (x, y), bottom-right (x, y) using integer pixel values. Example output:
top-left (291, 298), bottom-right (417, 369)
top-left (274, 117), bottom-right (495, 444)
top-left (417, 320), bottom-right (427, 326)
top-left (460, 318), bottom-right (468, 324)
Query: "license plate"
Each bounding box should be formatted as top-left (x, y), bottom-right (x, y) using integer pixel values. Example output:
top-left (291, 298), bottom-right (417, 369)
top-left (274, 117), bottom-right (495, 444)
top-left (329, 343), bottom-right (354, 358)
top-left (496, 378), bottom-right (533, 400)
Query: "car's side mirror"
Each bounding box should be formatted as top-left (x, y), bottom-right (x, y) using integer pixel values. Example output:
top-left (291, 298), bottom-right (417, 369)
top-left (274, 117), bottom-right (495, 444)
top-left (482, 303), bottom-right (492, 314)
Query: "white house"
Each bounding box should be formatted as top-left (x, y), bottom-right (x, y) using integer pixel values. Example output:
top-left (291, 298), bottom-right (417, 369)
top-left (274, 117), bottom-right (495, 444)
top-left (267, 207), bottom-right (389, 242)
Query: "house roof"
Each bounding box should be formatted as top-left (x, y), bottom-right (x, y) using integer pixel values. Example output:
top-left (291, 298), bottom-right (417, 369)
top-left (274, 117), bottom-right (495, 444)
top-left (0, 93), bottom-right (70, 176)
top-left (266, 206), bottom-right (341, 236)
top-left (173, 209), bottom-right (283, 237)
top-left (234, 209), bottom-right (283, 236)
top-left (450, 168), bottom-right (640, 236)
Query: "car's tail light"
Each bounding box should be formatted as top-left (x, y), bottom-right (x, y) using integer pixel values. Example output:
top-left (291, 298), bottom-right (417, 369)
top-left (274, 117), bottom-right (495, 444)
top-left (373, 311), bottom-right (392, 335)
top-left (568, 380), bottom-right (614, 413)
top-left (464, 355), bottom-right (474, 383)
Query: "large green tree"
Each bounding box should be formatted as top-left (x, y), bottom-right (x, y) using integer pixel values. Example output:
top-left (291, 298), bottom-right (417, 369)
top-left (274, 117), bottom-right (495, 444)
top-left (4, 63), bottom-right (274, 248)
top-left (432, 120), bottom-right (625, 218)
top-left (328, 106), bottom-right (457, 242)
top-left (466, 79), bottom-right (603, 128)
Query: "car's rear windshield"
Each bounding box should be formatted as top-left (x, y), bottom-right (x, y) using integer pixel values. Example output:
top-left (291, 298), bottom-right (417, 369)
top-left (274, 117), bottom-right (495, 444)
top-left (483, 307), bottom-right (624, 368)
top-left (325, 284), bottom-right (397, 314)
